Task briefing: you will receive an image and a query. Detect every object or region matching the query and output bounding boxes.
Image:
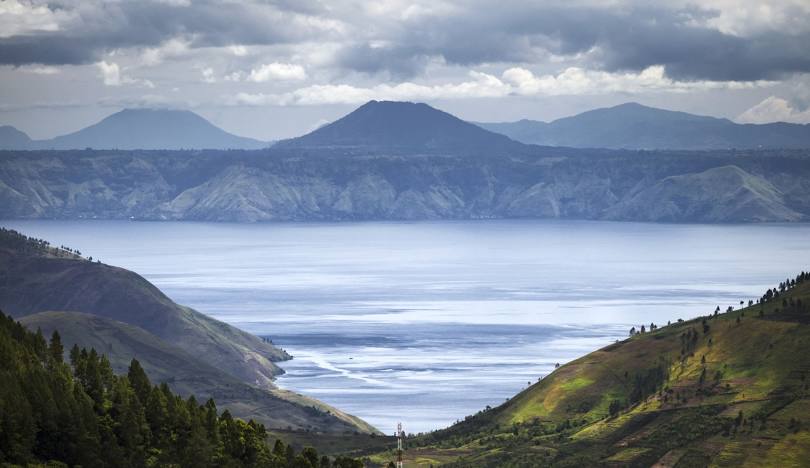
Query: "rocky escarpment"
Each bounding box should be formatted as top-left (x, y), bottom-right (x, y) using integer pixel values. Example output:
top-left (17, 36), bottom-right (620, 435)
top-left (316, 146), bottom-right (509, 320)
top-left (1, 148), bottom-right (809, 223)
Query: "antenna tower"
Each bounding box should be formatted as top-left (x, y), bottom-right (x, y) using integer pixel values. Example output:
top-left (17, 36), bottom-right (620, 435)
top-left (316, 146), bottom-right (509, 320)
top-left (396, 422), bottom-right (404, 468)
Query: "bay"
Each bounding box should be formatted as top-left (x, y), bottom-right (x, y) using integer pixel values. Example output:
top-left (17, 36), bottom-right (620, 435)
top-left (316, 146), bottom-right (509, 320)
top-left (4, 219), bottom-right (810, 433)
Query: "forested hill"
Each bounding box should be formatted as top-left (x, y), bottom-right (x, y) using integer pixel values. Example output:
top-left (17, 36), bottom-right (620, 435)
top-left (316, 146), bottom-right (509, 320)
top-left (0, 227), bottom-right (289, 388)
top-left (379, 271), bottom-right (810, 466)
top-left (0, 228), bottom-right (377, 434)
top-left (0, 311), bottom-right (363, 467)
top-left (0, 227), bottom-right (85, 260)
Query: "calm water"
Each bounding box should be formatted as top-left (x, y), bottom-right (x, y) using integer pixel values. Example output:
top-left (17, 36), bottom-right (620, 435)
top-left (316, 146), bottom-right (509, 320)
top-left (4, 220), bottom-right (810, 433)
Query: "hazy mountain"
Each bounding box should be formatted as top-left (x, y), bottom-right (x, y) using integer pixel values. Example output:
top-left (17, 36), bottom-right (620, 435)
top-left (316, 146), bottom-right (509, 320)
top-left (0, 125), bottom-right (32, 150)
top-left (278, 100), bottom-right (525, 153)
top-left (477, 102), bottom-right (810, 150)
top-left (2, 102), bottom-right (810, 223)
top-left (15, 108), bottom-right (268, 150)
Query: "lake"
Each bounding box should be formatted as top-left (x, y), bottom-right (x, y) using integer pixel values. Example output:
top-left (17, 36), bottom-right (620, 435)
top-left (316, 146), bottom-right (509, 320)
top-left (4, 219), bottom-right (810, 434)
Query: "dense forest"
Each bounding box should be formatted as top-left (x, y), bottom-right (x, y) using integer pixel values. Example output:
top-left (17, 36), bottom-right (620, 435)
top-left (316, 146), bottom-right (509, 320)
top-left (0, 310), bottom-right (362, 468)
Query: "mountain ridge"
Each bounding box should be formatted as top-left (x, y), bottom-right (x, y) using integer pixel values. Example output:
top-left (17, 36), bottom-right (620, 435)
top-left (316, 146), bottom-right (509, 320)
top-left (477, 102), bottom-right (810, 150)
top-left (0, 227), bottom-right (377, 433)
top-left (0, 108), bottom-right (267, 150)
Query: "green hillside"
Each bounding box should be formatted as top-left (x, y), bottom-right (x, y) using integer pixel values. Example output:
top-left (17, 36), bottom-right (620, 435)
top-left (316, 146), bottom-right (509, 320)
top-left (0, 227), bottom-right (288, 389)
top-left (0, 227), bottom-right (376, 434)
top-left (20, 311), bottom-right (375, 434)
top-left (375, 271), bottom-right (810, 467)
top-left (0, 310), bottom-right (365, 467)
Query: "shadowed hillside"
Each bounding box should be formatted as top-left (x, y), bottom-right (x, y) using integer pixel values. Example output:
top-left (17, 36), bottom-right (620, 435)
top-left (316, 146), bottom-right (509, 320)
top-left (0, 309), bottom-right (367, 467)
top-left (0, 227), bottom-right (288, 389)
top-left (0, 228), bottom-right (377, 433)
top-left (373, 271), bottom-right (810, 466)
top-left (19, 311), bottom-right (376, 434)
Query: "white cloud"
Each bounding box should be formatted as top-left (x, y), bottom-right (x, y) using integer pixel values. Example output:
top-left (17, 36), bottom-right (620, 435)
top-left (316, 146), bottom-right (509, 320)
top-left (502, 65), bottom-right (772, 95)
top-left (737, 96), bottom-right (810, 124)
top-left (201, 67), bottom-right (216, 83)
top-left (141, 38), bottom-right (191, 66)
top-left (247, 63), bottom-right (308, 82)
top-left (97, 61), bottom-right (122, 86)
top-left (229, 45), bottom-right (248, 56)
top-left (231, 65), bottom-right (774, 106)
top-left (96, 61), bottom-right (154, 88)
top-left (153, 0), bottom-right (191, 6)
top-left (0, 0), bottom-right (72, 38)
top-left (224, 71), bottom-right (245, 82)
top-left (233, 70), bottom-right (506, 106)
top-left (18, 65), bottom-right (61, 75)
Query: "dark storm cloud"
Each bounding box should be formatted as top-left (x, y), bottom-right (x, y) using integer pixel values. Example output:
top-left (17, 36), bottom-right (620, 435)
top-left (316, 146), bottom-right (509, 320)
top-left (2, 0), bottom-right (809, 82)
top-left (335, 3), bottom-right (810, 81)
top-left (0, 0), bottom-right (336, 66)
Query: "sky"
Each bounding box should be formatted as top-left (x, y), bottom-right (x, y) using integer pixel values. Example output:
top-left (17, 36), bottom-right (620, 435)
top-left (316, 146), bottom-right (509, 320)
top-left (1, 0), bottom-right (810, 141)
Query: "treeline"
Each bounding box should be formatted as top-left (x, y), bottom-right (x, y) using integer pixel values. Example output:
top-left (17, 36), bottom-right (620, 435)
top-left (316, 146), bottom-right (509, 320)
top-left (0, 310), bottom-right (361, 467)
top-left (0, 227), bottom-right (83, 259)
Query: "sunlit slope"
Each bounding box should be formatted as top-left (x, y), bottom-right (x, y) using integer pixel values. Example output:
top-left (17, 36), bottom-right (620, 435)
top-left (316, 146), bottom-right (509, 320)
top-left (397, 274), bottom-right (810, 466)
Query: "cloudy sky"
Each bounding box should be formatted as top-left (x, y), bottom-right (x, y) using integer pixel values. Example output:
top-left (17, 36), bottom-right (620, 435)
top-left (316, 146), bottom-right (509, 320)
top-left (1, 0), bottom-right (810, 140)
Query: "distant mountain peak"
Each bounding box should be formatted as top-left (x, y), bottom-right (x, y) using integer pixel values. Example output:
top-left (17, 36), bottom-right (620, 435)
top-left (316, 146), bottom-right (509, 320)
top-left (0, 124), bottom-right (33, 149)
top-left (477, 102), bottom-right (810, 150)
top-left (34, 108), bottom-right (267, 150)
top-left (278, 100), bottom-right (524, 153)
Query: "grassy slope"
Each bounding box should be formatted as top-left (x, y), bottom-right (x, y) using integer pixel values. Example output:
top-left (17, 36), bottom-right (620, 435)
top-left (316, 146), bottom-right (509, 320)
top-left (0, 229), bottom-right (377, 434)
top-left (0, 250), bottom-right (289, 389)
top-left (376, 278), bottom-right (810, 467)
top-left (19, 310), bottom-right (377, 434)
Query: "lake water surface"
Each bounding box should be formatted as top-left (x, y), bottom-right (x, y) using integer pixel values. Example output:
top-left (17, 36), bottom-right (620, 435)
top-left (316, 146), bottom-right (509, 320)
top-left (5, 220), bottom-right (810, 433)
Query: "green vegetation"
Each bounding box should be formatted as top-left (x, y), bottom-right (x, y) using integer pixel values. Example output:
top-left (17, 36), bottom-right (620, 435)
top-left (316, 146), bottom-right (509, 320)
top-left (0, 227), bottom-right (84, 260)
top-left (0, 309), bottom-right (363, 467)
top-left (376, 270), bottom-right (810, 466)
top-left (0, 228), bottom-right (376, 434)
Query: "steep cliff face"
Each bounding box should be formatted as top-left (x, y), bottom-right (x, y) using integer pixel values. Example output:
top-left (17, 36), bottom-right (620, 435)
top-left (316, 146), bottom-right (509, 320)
top-left (1, 148), bottom-right (809, 223)
top-left (604, 166), bottom-right (804, 222)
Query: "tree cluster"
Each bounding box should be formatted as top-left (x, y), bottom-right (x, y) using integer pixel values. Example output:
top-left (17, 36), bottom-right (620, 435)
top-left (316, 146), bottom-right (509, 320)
top-left (0, 310), bottom-right (360, 468)
top-left (0, 227), bottom-right (82, 259)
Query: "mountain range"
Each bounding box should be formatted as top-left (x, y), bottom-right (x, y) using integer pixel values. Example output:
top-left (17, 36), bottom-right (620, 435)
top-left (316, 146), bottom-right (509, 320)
top-left (2, 100), bottom-right (810, 224)
top-left (0, 108), bottom-right (267, 150)
top-left (3, 101), bottom-right (810, 151)
top-left (477, 102), bottom-right (810, 150)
